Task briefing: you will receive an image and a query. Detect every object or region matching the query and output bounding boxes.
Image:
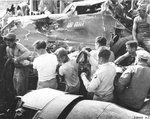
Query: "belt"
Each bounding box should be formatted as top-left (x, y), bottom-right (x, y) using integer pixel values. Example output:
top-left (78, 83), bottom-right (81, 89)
top-left (94, 92), bottom-right (113, 98)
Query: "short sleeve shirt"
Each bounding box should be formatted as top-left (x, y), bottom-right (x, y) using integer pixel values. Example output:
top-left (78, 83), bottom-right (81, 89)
top-left (86, 62), bottom-right (116, 96)
top-left (59, 59), bottom-right (79, 87)
top-left (33, 53), bottom-right (58, 81)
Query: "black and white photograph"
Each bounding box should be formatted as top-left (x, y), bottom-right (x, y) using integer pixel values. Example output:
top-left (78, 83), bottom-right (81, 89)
top-left (0, 0), bottom-right (150, 118)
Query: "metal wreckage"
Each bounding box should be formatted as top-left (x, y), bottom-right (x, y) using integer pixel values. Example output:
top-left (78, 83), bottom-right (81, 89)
top-left (3, 0), bottom-right (128, 51)
top-left (0, 0), bottom-right (150, 119)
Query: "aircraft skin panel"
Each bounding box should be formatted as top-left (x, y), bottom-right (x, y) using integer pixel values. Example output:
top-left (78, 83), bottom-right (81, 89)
top-left (49, 12), bottom-right (124, 47)
top-left (20, 89), bottom-right (148, 119)
top-left (22, 88), bottom-right (66, 110)
top-left (5, 11), bottom-right (125, 50)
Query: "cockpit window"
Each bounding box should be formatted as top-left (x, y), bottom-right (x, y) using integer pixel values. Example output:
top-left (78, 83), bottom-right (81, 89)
top-left (76, 2), bottom-right (104, 14)
top-left (63, 1), bottom-right (105, 15)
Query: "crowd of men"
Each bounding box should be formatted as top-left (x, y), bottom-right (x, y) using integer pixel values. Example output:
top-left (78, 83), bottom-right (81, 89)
top-left (0, 0), bottom-right (150, 114)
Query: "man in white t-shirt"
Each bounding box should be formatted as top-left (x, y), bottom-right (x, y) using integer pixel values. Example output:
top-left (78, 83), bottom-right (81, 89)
top-left (33, 40), bottom-right (58, 89)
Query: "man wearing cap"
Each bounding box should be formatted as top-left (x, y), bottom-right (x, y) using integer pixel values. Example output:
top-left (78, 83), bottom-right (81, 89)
top-left (116, 50), bottom-right (150, 111)
top-left (4, 33), bottom-right (31, 96)
top-left (111, 4), bottom-right (150, 55)
top-left (132, 4), bottom-right (150, 52)
top-left (55, 47), bottom-right (80, 94)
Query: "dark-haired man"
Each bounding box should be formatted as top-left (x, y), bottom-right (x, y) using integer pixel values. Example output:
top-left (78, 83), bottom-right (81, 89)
top-left (92, 36), bottom-right (115, 62)
top-left (81, 48), bottom-right (116, 102)
top-left (33, 40), bottom-right (58, 89)
top-left (114, 40), bottom-right (138, 66)
top-left (90, 36), bottom-right (115, 75)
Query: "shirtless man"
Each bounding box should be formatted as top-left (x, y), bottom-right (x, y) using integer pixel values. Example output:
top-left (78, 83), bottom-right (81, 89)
top-left (132, 4), bottom-right (150, 51)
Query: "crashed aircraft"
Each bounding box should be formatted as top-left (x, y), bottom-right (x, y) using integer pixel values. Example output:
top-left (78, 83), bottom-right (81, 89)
top-left (14, 88), bottom-right (149, 119)
top-left (2, 0), bottom-right (126, 50)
